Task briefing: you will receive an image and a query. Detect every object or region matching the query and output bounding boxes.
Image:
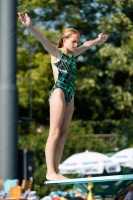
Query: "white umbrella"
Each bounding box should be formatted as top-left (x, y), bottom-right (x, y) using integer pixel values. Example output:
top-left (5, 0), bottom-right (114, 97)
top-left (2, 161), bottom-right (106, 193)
top-left (59, 150), bottom-right (121, 175)
top-left (111, 148), bottom-right (133, 168)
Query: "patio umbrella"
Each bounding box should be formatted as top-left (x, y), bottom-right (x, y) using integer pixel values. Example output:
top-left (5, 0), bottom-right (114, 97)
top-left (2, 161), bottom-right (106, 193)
top-left (59, 150), bottom-right (121, 175)
top-left (111, 148), bottom-right (133, 168)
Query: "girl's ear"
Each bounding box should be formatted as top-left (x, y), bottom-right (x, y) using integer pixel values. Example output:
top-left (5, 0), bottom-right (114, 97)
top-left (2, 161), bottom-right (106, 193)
top-left (63, 37), bottom-right (66, 43)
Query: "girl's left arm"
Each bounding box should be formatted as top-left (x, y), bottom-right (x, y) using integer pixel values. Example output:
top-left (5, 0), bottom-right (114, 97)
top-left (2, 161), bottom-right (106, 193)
top-left (73, 33), bottom-right (108, 57)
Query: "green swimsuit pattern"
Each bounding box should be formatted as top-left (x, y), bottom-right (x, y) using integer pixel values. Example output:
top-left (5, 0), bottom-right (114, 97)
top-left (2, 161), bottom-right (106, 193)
top-left (49, 51), bottom-right (77, 105)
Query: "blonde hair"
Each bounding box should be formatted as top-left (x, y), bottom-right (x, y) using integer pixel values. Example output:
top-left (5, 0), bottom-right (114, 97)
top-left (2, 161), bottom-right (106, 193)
top-left (57, 28), bottom-right (80, 48)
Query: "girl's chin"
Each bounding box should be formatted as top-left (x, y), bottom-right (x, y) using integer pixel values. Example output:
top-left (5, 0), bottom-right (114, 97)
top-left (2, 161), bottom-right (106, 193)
top-left (70, 48), bottom-right (74, 51)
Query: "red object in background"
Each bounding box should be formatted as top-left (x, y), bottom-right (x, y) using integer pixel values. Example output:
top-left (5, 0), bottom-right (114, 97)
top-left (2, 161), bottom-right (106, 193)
top-left (52, 197), bottom-right (60, 200)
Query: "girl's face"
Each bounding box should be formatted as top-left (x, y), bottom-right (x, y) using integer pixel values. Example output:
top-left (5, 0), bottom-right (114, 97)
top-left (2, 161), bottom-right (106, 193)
top-left (63, 33), bottom-right (80, 51)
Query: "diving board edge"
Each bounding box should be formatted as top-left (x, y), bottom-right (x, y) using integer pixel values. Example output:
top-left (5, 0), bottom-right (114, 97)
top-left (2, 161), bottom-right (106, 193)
top-left (44, 174), bottom-right (133, 185)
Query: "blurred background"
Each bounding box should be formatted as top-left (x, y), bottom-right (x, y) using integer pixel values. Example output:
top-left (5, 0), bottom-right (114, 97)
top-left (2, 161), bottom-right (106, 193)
top-left (1, 0), bottom-right (133, 198)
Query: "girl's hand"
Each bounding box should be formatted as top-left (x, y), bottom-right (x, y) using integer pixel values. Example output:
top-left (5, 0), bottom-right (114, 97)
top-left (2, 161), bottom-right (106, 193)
top-left (18, 13), bottom-right (31, 27)
top-left (98, 33), bottom-right (108, 43)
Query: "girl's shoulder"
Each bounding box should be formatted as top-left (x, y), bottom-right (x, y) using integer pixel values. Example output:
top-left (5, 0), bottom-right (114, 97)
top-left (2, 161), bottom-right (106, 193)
top-left (50, 46), bottom-right (62, 61)
top-left (51, 51), bottom-right (62, 64)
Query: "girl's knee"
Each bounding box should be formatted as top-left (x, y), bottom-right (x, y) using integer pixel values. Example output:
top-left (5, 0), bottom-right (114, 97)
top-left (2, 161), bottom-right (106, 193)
top-left (49, 127), bottom-right (61, 139)
top-left (60, 128), bottom-right (68, 140)
top-left (48, 127), bottom-right (67, 142)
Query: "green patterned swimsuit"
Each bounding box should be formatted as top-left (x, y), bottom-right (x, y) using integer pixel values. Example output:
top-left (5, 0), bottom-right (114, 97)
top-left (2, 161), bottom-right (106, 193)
top-left (49, 50), bottom-right (77, 105)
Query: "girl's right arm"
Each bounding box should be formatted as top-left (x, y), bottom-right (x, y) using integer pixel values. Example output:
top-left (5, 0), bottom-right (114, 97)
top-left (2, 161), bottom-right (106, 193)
top-left (18, 13), bottom-right (60, 58)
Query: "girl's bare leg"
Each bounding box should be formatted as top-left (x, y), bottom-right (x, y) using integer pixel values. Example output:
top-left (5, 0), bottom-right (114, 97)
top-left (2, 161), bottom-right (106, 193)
top-left (54, 97), bottom-right (74, 178)
top-left (45, 88), bottom-right (66, 181)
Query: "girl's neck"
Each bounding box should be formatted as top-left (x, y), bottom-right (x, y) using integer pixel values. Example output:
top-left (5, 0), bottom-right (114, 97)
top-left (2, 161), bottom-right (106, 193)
top-left (60, 47), bottom-right (71, 56)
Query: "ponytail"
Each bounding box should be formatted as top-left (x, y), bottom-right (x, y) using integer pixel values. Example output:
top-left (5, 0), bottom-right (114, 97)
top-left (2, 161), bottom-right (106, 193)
top-left (57, 37), bottom-right (63, 48)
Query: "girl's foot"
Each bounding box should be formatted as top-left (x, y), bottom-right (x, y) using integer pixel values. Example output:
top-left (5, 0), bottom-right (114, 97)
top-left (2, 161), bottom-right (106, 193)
top-left (58, 173), bottom-right (69, 180)
top-left (46, 173), bottom-right (69, 181)
top-left (46, 172), bottom-right (60, 181)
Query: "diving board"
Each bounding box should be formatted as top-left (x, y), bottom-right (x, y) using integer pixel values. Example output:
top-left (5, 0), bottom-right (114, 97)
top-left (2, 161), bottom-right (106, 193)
top-left (44, 174), bottom-right (133, 185)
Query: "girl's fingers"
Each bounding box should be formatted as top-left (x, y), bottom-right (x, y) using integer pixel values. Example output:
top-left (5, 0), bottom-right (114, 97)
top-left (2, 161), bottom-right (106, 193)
top-left (18, 13), bottom-right (27, 22)
top-left (102, 35), bottom-right (108, 39)
top-left (18, 13), bottom-right (25, 20)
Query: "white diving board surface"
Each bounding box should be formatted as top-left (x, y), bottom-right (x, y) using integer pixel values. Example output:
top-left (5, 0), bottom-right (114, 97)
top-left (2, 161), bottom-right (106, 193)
top-left (44, 174), bottom-right (133, 185)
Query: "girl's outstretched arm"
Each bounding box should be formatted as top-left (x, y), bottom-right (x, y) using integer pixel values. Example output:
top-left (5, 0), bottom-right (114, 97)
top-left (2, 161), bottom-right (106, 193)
top-left (73, 33), bottom-right (108, 57)
top-left (18, 13), bottom-right (60, 57)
